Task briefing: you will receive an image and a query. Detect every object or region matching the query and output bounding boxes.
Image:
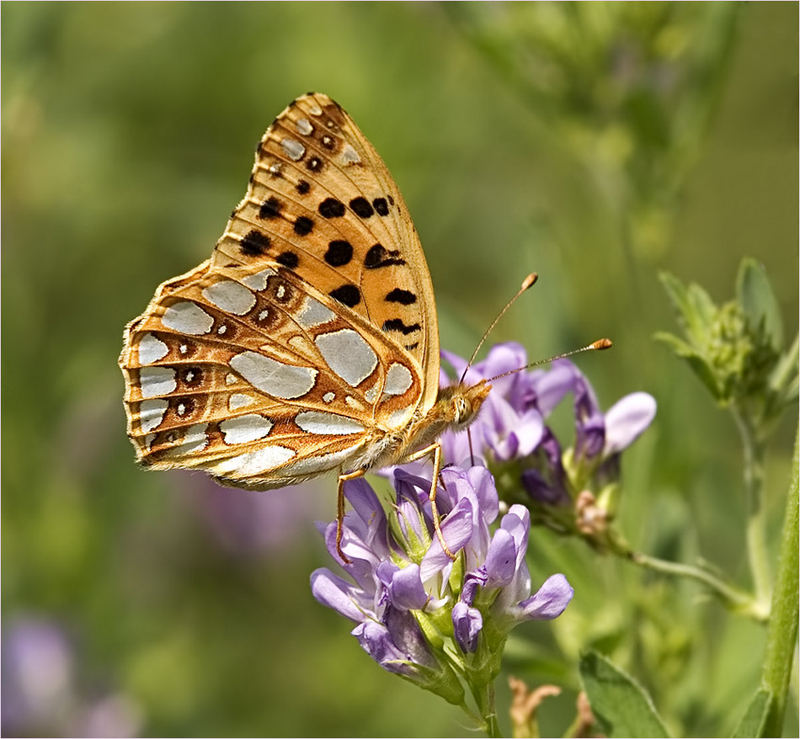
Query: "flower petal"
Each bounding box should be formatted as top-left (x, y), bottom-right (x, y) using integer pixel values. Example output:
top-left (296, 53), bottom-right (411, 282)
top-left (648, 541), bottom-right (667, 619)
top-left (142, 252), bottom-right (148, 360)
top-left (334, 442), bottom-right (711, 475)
top-left (603, 392), bottom-right (657, 455)
top-left (310, 569), bottom-right (370, 622)
top-left (467, 465), bottom-right (499, 525)
top-left (352, 620), bottom-right (416, 677)
top-left (515, 573), bottom-right (574, 621)
top-left (512, 409), bottom-right (545, 457)
top-left (388, 563), bottom-right (429, 611)
top-left (484, 528), bottom-right (517, 589)
top-left (531, 360), bottom-right (577, 415)
top-left (452, 601), bottom-right (483, 653)
top-left (419, 497), bottom-right (474, 582)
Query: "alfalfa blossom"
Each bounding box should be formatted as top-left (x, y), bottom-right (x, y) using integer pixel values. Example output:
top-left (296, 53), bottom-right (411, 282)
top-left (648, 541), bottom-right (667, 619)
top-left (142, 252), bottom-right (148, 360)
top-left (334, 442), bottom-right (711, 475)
top-left (439, 343), bottom-right (657, 545)
top-left (310, 464), bottom-right (573, 727)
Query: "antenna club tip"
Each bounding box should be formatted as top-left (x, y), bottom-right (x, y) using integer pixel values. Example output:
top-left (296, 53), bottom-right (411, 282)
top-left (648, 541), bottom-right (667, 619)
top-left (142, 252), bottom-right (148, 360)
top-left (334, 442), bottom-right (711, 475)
top-left (593, 338), bottom-right (613, 350)
top-left (521, 273), bottom-right (538, 290)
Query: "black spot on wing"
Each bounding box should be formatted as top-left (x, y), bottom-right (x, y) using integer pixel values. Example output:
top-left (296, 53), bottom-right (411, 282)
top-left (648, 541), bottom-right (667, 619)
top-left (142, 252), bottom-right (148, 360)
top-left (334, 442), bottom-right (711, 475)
top-left (373, 197), bottom-right (389, 216)
top-left (350, 197), bottom-right (374, 218)
top-left (240, 230), bottom-right (271, 256)
top-left (382, 319), bottom-right (420, 335)
top-left (276, 251), bottom-right (299, 269)
top-left (318, 198), bottom-right (346, 218)
top-left (385, 288), bottom-right (416, 305)
top-left (294, 216), bottom-right (314, 235)
top-left (330, 284), bottom-right (361, 308)
top-left (365, 244), bottom-right (406, 269)
top-left (259, 196), bottom-right (282, 219)
top-left (325, 240), bottom-right (353, 266)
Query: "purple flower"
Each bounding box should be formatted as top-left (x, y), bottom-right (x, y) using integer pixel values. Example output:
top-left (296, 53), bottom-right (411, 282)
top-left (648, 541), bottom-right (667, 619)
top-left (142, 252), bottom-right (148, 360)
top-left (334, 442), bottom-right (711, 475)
top-left (310, 463), bottom-right (573, 698)
top-left (456, 504), bottom-right (573, 650)
top-left (439, 344), bottom-right (545, 465)
top-left (438, 345), bottom-right (655, 512)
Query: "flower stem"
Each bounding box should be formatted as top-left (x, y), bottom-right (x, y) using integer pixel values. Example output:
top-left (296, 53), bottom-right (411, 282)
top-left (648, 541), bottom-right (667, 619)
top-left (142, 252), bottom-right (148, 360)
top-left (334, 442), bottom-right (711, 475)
top-left (760, 429), bottom-right (799, 736)
top-left (605, 527), bottom-right (767, 620)
top-left (732, 406), bottom-right (772, 610)
top-left (628, 550), bottom-right (768, 621)
top-left (473, 681), bottom-right (502, 738)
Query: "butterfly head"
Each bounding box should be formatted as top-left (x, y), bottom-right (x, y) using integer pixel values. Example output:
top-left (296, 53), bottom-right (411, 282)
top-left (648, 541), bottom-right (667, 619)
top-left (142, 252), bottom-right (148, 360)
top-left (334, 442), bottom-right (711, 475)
top-left (437, 380), bottom-right (492, 431)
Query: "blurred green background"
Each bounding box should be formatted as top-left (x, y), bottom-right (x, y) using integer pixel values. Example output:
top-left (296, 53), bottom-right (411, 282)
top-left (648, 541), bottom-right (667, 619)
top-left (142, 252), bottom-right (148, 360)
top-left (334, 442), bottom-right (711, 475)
top-left (2, 2), bottom-right (797, 736)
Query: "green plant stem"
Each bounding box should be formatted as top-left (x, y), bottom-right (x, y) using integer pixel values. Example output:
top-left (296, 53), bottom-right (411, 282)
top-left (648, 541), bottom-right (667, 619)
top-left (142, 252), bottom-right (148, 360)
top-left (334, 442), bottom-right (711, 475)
top-left (473, 681), bottom-right (501, 738)
top-left (629, 550), bottom-right (767, 621)
top-left (733, 407), bottom-right (772, 609)
top-left (760, 429), bottom-right (799, 736)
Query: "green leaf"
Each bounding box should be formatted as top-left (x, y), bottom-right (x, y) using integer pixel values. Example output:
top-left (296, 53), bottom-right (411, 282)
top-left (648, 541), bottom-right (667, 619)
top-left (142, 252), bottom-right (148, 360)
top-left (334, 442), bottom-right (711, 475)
top-left (579, 651), bottom-right (670, 738)
top-left (658, 271), bottom-right (717, 348)
top-left (768, 334), bottom-right (799, 405)
top-left (732, 688), bottom-right (774, 738)
top-left (737, 258), bottom-right (783, 350)
top-left (654, 332), bottom-right (722, 400)
top-left (659, 271), bottom-right (694, 329)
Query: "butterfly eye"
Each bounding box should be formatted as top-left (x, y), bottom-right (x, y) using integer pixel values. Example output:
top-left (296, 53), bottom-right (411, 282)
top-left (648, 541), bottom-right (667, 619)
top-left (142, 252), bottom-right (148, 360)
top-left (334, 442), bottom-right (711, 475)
top-left (452, 397), bottom-right (471, 425)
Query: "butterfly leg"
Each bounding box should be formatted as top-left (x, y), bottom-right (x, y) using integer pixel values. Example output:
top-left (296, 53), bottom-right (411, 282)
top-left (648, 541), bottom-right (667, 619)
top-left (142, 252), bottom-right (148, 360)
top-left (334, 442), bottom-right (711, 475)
top-left (335, 469), bottom-right (365, 564)
top-left (400, 442), bottom-right (457, 561)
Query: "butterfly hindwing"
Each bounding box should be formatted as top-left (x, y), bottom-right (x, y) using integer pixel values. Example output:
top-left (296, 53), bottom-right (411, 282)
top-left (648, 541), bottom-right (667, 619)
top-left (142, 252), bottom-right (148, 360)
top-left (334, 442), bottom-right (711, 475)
top-left (120, 259), bottom-right (425, 489)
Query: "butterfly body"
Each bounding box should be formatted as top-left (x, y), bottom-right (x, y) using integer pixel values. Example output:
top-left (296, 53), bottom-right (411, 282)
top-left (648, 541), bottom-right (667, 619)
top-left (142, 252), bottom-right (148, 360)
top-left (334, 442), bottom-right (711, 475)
top-left (120, 92), bottom-right (493, 497)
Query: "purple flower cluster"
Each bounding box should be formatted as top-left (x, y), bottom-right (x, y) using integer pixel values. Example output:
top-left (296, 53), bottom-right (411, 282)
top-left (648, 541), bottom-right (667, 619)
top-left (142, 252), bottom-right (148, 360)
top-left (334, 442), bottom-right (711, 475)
top-left (310, 342), bottom-right (654, 714)
top-left (311, 464), bottom-right (573, 702)
top-left (440, 344), bottom-right (656, 523)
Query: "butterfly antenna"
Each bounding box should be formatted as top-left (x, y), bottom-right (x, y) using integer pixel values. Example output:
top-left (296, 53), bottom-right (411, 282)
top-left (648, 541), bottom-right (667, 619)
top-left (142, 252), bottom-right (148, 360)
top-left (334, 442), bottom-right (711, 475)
top-left (459, 273), bottom-right (539, 384)
top-left (486, 338), bottom-right (613, 383)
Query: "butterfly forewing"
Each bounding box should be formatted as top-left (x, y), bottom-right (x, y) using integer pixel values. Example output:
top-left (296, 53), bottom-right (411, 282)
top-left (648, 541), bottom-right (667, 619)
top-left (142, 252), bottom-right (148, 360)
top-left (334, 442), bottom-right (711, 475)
top-left (215, 93), bottom-right (440, 408)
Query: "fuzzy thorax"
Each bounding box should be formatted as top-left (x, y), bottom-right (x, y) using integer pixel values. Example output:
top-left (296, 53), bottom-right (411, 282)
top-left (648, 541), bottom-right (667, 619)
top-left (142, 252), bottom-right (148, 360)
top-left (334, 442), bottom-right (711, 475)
top-left (356, 380), bottom-right (492, 472)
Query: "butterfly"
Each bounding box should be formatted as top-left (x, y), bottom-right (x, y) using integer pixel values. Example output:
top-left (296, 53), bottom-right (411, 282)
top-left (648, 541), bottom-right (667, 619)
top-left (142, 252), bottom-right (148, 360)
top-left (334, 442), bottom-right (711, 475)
top-left (119, 92), bottom-right (493, 557)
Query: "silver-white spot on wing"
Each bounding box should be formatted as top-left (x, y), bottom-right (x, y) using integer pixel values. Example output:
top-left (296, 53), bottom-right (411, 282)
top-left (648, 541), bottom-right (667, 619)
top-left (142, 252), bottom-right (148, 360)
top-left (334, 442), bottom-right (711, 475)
top-left (295, 411), bottom-right (365, 436)
top-left (285, 443), bottom-right (365, 476)
top-left (307, 101), bottom-right (323, 116)
top-left (297, 297), bottom-right (335, 328)
top-left (229, 393), bottom-right (255, 410)
top-left (241, 268), bottom-right (276, 292)
top-left (214, 445), bottom-right (296, 475)
top-left (322, 392), bottom-right (335, 403)
top-left (230, 351), bottom-right (317, 399)
top-left (201, 280), bottom-right (256, 316)
top-left (219, 414), bottom-right (274, 445)
top-left (175, 423), bottom-right (209, 453)
top-left (139, 366), bottom-right (177, 398)
top-left (295, 117), bottom-right (313, 135)
top-left (384, 363), bottom-right (413, 396)
top-left (314, 329), bottom-right (377, 387)
top-left (162, 301), bottom-right (214, 335)
top-left (139, 398), bottom-right (168, 432)
top-left (341, 144), bottom-right (361, 165)
top-left (281, 137), bottom-right (305, 161)
top-left (138, 333), bottom-right (168, 364)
